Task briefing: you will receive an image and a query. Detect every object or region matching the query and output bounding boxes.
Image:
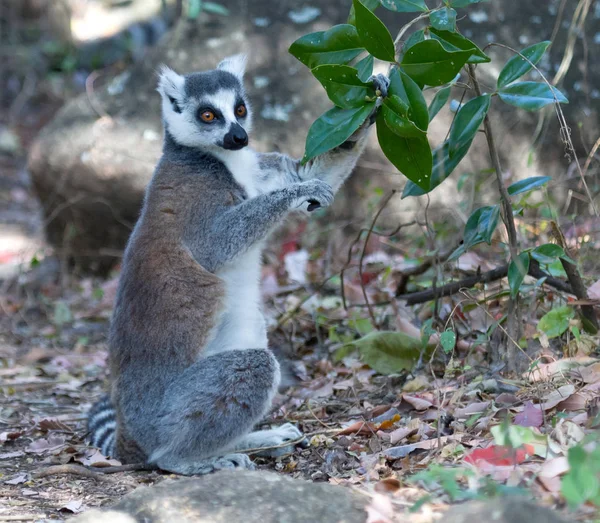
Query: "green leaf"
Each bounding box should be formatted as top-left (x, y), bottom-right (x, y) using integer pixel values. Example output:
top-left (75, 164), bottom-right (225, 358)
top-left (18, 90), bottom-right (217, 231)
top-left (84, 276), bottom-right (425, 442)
top-left (202, 2), bottom-right (230, 15)
top-left (353, 0), bottom-right (396, 62)
top-left (440, 330), bottom-right (456, 353)
top-left (401, 39), bottom-right (473, 86)
top-left (508, 252), bottom-right (530, 298)
top-left (382, 97), bottom-right (426, 138)
top-left (450, 0), bottom-right (490, 6)
top-left (507, 175), bottom-right (551, 196)
top-left (448, 94), bottom-right (490, 157)
top-left (430, 7), bottom-right (457, 32)
top-left (303, 103), bottom-right (375, 162)
top-left (403, 29), bottom-right (425, 52)
top-left (428, 85), bottom-right (452, 122)
top-left (562, 446), bottom-right (600, 509)
top-left (342, 330), bottom-right (429, 374)
top-left (187, 0), bottom-right (202, 19)
top-left (348, 0), bottom-right (379, 25)
top-left (402, 139), bottom-right (472, 197)
top-left (449, 205), bottom-right (499, 259)
top-left (388, 67), bottom-right (429, 131)
top-left (429, 28), bottom-right (491, 64)
top-left (376, 111), bottom-right (432, 190)
top-left (289, 24), bottom-right (364, 69)
top-left (498, 82), bottom-right (568, 111)
top-left (379, 0), bottom-right (428, 12)
top-left (531, 244), bottom-right (565, 265)
top-left (355, 54), bottom-right (374, 82)
top-left (312, 64), bottom-right (375, 108)
top-left (53, 300), bottom-right (73, 327)
top-left (497, 41), bottom-right (550, 88)
top-left (538, 306), bottom-right (575, 338)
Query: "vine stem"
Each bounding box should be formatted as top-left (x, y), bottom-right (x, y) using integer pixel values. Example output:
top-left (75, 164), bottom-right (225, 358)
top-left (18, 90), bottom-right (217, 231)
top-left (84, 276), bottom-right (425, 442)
top-left (467, 63), bottom-right (521, 371)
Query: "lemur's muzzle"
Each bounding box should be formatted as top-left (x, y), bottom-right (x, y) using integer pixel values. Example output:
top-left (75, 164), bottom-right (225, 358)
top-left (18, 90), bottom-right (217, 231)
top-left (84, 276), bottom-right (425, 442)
top-left (222, 123), bottom-right (248, 150)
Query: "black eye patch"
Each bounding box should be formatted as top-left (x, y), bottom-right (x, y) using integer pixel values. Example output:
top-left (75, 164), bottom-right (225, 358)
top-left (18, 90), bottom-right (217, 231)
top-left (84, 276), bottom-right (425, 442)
top-left (168, 96), bottom-right (181, 114)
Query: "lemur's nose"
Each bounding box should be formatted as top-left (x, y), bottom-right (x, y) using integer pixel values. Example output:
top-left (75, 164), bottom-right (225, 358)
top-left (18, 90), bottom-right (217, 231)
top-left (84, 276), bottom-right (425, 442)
top-left (223, 123), bottom-right (248, 150)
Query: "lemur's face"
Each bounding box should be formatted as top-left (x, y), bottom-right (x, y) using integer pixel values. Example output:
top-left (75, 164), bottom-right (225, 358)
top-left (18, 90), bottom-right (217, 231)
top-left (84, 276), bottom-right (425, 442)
top-left (157, 55), bottom-right (252, 151)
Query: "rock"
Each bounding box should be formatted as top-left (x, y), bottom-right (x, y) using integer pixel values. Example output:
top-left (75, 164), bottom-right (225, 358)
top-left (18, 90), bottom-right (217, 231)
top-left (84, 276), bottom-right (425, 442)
top-left (28, 1), bottom-right (598, 272)
top-left (70, 470), bottom-right (367, 523)
top-left (445, 498), bottom-right (568, 523)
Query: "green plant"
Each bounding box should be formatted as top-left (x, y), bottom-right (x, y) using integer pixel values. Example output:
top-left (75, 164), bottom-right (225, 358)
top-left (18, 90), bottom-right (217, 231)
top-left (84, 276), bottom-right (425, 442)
top-left (288, 0), bottom-right (598, 369)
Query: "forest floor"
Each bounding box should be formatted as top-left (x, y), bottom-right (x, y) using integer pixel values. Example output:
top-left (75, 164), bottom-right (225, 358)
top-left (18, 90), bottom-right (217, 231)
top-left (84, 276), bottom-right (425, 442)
top-left (2, 205), bottom-right (600, 521)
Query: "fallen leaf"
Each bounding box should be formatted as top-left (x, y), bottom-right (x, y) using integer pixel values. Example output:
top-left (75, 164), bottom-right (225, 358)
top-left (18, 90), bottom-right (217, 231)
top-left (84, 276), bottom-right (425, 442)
top-left (365, 493), bottom-right (395, 523)
top-left (402, 393), bottom-right (433, 411)
top-left (542, 384), bottom-right (576, 410)
top-left (0, 451), bottom-right (24, 459)
top-left (454, 401), bottom-right (491, 418)
top-left (384, 436), bottom-right (452, 459)
top-left (588, 279), bottom-right (600, 300)
top-left (514, 401), bottom-right (543, 427)
top-left (464, 444), bottom-right (534, 467)
top-left (76, 449), bottom-right (121, 467)
top-left (389, 426), bottom-right (416, 445)
top-left (5, 473), bottom-right (27, 485)
top-left (338, 420), bottom-right (378, 436)
top-left (37, 418), bottom-right (73, 433)
top-left (25, 435), bottom-right (66, 454)
top-left (60, 500), bottom-right (83, 513)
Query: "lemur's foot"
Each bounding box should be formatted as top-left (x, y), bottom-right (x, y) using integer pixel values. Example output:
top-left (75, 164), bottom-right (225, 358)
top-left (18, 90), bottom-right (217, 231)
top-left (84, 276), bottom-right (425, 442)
top-left (212, 453), bottom-right (256, 471)
top-left (368, 73), bottom-right (390, 98)
top-left (157, 452), bottom-right (255, 476)
top-left (251, 423), bottom-right (306, 458)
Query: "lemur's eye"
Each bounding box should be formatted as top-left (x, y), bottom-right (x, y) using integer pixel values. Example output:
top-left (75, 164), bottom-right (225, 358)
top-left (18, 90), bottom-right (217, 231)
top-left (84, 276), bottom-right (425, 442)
top-left (199, 110), bottom-right (216, 122)
top-left (236, 104), bottom-right (247, 118)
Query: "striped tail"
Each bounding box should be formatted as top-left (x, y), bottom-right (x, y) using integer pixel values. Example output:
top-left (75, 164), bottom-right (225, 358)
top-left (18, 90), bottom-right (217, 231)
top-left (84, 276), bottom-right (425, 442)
top-left (87, 395), bottom-right (117, 458)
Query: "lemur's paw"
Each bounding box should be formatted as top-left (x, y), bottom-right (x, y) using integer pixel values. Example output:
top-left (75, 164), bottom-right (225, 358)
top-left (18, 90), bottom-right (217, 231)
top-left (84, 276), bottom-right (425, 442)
top-left (368, 73), bottom-right (390, 98)
top-left (253, 423), bottom-right (305, 458)
top-left (213, 453), bottom-right (256, 471)
top-left (295, 180), bottom-right (334, 212)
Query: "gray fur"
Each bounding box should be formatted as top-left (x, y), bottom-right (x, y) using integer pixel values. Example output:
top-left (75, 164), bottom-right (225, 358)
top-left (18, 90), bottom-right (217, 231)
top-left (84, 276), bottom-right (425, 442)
top-left (87, 56), bottom-right (375, 474)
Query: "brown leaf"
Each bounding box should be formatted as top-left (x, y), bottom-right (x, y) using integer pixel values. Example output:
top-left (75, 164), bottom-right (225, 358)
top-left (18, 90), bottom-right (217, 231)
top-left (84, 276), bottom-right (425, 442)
top-left (76, 449), bottom-right (121, 467)
top-left (402, 393), bottom-right (433, 411)
top-left (374, 477), bottom-right (401, 494)
top-left (37, 418), bottom-right (73, 433)
top-left (542, 384), bottom-right (575, 410)
top-left (338, 420), bottom-right (378, 436)
top-left (0, 430), bottom-right (23, 443)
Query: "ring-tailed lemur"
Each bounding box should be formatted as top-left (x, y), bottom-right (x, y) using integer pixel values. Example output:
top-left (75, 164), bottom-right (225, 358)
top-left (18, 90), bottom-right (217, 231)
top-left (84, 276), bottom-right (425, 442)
top-left (87, 54), bottom-right (388, 475)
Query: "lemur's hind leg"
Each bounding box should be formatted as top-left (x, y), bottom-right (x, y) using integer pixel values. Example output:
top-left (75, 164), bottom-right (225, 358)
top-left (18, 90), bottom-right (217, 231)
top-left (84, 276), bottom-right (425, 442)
top-left (149, 349), bottom-right (281, 475)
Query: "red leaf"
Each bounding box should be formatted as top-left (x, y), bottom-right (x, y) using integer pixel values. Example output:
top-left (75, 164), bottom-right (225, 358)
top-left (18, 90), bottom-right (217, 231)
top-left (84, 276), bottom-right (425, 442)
top-left (464, 444), bottom-right (534, 466)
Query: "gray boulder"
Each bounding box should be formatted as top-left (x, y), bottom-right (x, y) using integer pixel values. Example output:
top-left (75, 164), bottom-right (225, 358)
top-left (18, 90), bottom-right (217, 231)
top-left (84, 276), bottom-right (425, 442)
top-left (70, 470), bottom-right (568, 523)
top-left (70, 470), bottom-right (368, 523)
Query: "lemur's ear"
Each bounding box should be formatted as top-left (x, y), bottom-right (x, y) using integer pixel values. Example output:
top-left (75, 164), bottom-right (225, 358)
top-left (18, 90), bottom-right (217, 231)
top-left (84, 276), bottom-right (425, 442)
top-left (157, 65), bottom-right (185, 101)
top-left (217, 54), bottom-right (247, 80)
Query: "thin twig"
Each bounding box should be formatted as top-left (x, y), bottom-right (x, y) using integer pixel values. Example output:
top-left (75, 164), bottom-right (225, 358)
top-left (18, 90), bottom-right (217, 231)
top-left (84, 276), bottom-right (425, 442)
top-left (358, 191), bottom-right (396, 327)
top-left (467, 63), bottom-right (521, 371)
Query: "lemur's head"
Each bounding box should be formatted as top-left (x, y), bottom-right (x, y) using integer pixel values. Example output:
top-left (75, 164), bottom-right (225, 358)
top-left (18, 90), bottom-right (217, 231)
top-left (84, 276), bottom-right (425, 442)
top-left (157, 54), bottom-right (251, 151)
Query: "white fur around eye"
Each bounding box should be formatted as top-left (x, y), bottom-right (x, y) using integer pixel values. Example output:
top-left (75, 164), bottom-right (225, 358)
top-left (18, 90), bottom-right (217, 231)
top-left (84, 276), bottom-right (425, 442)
top-left (217, 54), bottom-right (247, 80)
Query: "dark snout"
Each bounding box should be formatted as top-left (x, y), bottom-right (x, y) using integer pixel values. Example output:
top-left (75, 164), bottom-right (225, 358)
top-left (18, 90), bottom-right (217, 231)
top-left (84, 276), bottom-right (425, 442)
top-left (222, 123), bottom-right (248, 150)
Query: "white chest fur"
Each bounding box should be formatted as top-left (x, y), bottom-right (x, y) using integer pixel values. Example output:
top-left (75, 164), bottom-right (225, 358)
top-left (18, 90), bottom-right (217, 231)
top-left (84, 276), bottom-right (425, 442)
top-left (214, 148), bottom-right (260, 198)
top-left (202, 148), bottom-right (267, 356)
